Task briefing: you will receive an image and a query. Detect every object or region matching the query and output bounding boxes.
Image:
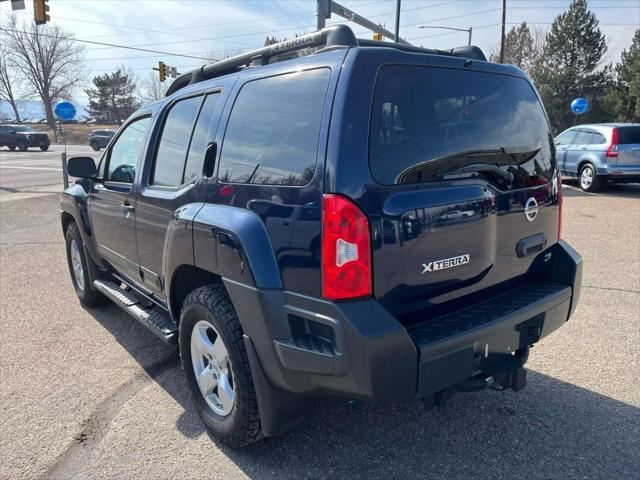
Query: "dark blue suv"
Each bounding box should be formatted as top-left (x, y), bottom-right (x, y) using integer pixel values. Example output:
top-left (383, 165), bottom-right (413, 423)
top-left (60, 26), bottom-right (582, 448)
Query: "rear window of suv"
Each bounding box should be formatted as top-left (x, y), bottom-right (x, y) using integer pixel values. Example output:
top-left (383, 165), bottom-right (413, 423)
top-left (617, 126), bottom-right (640, 144)
top-left (369, 66), bottom-right (555, 189)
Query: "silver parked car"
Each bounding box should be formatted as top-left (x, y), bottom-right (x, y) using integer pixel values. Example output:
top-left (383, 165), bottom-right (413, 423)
top-left (554, 123), bottom-right (640, 192)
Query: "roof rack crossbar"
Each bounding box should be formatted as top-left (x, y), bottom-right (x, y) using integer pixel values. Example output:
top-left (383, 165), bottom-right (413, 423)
top-left (166, 24), bottom-right (357, 96)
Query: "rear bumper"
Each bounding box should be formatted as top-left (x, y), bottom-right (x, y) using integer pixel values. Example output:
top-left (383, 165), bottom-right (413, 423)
top-left (598, 164), bottom-right (640, 181)
top-left (226, 240), bottom-right (582, 402)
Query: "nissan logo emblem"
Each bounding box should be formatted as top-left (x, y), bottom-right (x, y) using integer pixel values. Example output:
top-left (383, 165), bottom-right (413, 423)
top-left (524, 197), bottom-right (539, 222)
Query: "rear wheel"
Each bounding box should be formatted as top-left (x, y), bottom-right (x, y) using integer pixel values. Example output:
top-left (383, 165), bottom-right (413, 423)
top-left (179, 285), bottom-right (262, 448)
top-left (8, 145), bottom-right (16, 151)
top-left (579, 163), bottom-right (601, 192)
top-left (64, 222), bottom-right (109, 307)
top-left (40, 143), bottom-right (49, 151)
top-left (17, 140), bottom-right (27, 152)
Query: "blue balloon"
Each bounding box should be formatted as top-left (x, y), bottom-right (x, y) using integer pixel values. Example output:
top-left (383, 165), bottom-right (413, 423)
top-left (54, 101), bottom-right (76, 120)
top-left (570, 98), bottom-right (589, 115)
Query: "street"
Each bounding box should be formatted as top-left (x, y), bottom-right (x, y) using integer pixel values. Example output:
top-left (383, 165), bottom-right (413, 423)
top-left (0, 144), bottom-right (99, 200)
top-left (0, 146), bottom-right (638, 479)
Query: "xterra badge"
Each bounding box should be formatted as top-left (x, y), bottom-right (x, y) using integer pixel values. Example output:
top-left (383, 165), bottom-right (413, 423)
top-left (421, 254), bottom-right (470, 274)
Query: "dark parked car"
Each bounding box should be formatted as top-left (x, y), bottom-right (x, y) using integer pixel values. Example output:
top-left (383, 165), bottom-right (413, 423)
top-left (0, 125), bottom-right (50, 151)
top-left (88, 129), bottom-right (117, 151)
top-left (60, 26), bottom-right (582, 448)
top-left (555, 123), bottom-right (640, 191)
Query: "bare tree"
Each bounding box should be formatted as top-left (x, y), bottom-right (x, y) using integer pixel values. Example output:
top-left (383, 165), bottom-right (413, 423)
top-left (140, 73), bottom-right (169, 104)
top-left (0, 41), bottom-right (22, 122)
top-left (3, 15), bottom-right (85, 132)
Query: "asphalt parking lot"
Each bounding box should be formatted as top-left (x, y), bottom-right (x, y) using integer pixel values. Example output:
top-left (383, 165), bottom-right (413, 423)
top-left (1, 148), bottom-right (639, 479)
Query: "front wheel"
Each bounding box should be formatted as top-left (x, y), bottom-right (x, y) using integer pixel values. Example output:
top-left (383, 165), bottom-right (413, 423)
top-left (179, 285), bottom-right (262, 448)
top-left (17, 141), bottom-right (27, 152)
top-left (64, 222), bottom-right (109, 307)
top-left (579, 163), bottom-right (601, 192)
top-left (91, 141), bottom-right (100, 151)
top-left (40, 144), bottom-right (49, 151)
top-left (8, 145), bottom-right (16, 151)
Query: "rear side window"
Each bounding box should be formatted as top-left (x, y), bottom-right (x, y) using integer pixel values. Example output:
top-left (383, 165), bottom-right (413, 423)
top-left (574, 131), bottom-right (594, 145)
top-left (152, 95), bottom-right (202, 187)
top-left (218, 68), bottom-right (331, 185)
top-left (617, 126), bottom-right (640, 144)
top-left (369, 66), bottom-right (555, 189)
top-left (183, 93), bottom-right (220, 184)
top-left (591, 132), bottom-right (606, 144)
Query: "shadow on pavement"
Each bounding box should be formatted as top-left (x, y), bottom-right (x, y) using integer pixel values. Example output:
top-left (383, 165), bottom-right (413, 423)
top-left (87, 304), bottom-right (639, 479)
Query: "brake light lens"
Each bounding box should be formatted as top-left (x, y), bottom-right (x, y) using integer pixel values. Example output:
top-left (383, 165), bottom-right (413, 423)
top-left (606, 127), bottom-right (618, 158)
top-left (322, 194), bottom-right (372, 300)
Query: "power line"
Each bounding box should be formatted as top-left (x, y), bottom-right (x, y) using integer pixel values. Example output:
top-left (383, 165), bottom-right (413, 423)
top-left (0, 28), bottom-right (212, 60)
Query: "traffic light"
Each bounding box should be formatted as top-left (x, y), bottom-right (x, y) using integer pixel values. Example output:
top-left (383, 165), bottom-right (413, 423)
top-left (158, 61), bottom-right (166, 82)
top-left (33, 0), bottom-right (50, 25)
top-left (372, 32), bottom-right (383, 41)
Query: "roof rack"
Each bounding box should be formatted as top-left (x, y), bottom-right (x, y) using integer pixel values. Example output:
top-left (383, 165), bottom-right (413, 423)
top-left (166, 25), bottom-right (486, 97)
top-left (166, 24), bottom-right (357, 96)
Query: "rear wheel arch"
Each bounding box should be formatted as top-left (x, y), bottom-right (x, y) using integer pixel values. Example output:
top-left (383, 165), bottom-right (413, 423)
top-left (169, 265), bottom-right (224, 323)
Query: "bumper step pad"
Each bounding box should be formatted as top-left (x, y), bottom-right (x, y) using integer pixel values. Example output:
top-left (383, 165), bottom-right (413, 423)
top-left (93, 280), bottom-right (177, 344)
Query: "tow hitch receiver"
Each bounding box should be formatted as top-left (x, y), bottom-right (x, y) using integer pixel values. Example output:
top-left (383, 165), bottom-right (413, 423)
top-left (422, 349), bottom-right (529, 411)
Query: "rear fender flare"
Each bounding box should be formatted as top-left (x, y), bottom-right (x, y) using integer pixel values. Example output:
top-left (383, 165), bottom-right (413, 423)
top-left (191, 203), bottom-right (282, 290)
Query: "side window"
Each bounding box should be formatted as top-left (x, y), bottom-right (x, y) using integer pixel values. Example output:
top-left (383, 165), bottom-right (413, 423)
top-left (555, 130), bottom-right (577, 146)
top-left (218, 68), bottom-right (331, 185)
top-left (151, 95), bottom-right (202, 187)
top-left (183, 93), bottom-right (220, 184)
top-left (107, 116), bottom-right (151, 183)
top-left (574, 130), bottom-right (594, 145)
top-left (592, 132), bottom-right (606, 144)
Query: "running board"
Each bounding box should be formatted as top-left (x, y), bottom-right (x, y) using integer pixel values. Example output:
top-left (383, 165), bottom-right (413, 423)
top-left (93, 280), bottom-right (177, 345)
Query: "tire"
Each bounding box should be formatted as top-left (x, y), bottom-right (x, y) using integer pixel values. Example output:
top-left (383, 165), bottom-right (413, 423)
top-left (179, 285), bottom-right (262, 448)
top-left (40, 144), bottom-right (49, 151)
top-left (64, 222), bottom-right (109, 307)
top-left (579, 163), bottom-right (601, 192)
top-left (8, 145), bottom-right (16, 151)
top-left (17, 141), bottom-right (27, 152)
top-left (91, 141), bottom-right (100, 151)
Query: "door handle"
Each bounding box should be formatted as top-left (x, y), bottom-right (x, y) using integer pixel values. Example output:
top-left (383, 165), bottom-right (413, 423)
top-left (203, 141), bottom-right (217, 178)
top-left (121, 202), bottom-right (135, 217)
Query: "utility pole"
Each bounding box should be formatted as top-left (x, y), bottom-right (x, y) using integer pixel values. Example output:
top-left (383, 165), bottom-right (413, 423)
top-left (394, 0), bottom-right (401, 43)
top-left (317, 0), bottom-right (329, 30)
top-left (499, 0), bottom-right (506, 63)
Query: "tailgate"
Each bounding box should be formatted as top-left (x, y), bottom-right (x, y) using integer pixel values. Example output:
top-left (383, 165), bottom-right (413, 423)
top-left (365, 65), bottom-right (560, 319)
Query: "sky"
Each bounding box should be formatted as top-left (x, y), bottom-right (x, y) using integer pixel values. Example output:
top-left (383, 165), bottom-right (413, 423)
top-left (1, 0), bottom-right (638, 108)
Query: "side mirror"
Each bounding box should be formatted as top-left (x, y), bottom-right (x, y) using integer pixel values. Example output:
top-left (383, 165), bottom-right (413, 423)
top-left (67, 156), bottom-right (97, 179)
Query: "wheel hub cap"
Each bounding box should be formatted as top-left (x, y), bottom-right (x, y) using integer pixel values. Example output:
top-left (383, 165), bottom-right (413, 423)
top-left (70, 239), bottom-right (85, 291)
top-left (581, 168), bottom-right (593, 189)
top-left (190, 320), bottom-right (235, 416)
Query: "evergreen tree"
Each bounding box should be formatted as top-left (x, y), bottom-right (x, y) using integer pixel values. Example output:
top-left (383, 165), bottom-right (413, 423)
top-left (490, 22), bottom-right (541, 75)
top-left (85, 69), bottom-right (141, 123)
top-left (603, 29), bottom-right (640, 122)
top-left (532, 0), bottom-right (612, 132)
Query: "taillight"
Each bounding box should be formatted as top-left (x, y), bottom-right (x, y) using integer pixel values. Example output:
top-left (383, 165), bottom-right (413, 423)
top-left (606, 127), bottom-right (618, 158)
top-left (557, 170), bottom-right (563, 240)
top-left (321, 194), bottom-right (372, 300)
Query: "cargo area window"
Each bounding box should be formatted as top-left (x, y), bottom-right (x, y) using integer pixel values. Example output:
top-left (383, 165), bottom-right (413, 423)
top-left (217, 68), bottom-right (331, 186)
top-left (369, 66), bottom-right (555, 189)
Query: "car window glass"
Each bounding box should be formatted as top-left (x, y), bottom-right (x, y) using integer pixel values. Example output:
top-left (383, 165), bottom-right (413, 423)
top-left (573, 130), bottom-right (594, 145)
top-left (555, 130), bottom-right (577, 145)
top-left (183, 93), bottom-right (220, 184)
top-left (218, 68), bottom-right (331, 185)
top-left (107, 116), bottom-right (151, 183)
top-left (591, 132), bottom-right (606, 144)
top-left (369, 65), bottom-right (555, 188)
top-left (152, 95), bottom-right (202, 187)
